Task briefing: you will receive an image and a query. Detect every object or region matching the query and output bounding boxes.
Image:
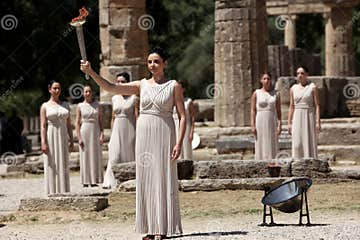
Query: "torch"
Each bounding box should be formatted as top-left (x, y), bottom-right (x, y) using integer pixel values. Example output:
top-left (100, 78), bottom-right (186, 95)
top-left (70, 7), bottom-right (89, 80)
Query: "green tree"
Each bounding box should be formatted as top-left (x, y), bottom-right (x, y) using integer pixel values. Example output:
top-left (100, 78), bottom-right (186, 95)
top-left (147, 0), bottom-right (214, 98)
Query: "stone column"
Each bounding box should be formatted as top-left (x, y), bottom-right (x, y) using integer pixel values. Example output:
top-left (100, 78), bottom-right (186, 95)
top-left (215, 0), bottom-right (268, 127)
top-left (324, 7), bottom-right (355, 76)
top-left (99, 0), bottom-right (148, 102)
top-left (284, 15), bottom-right (296, 50)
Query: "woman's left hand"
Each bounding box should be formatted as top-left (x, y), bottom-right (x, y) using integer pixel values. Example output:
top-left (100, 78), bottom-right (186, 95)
top-left (99, 132), bottom-right (104, 145)
top-left (69, 140), bottom-right (74, 152)
top-left (188, 133), bottom-right (193, 143)
top-left (171, 144), bottom-right (182, 161)
top-left (277, 125), bottom-right (282, 136)
top-left (316, 123), bottom-right (321, 134)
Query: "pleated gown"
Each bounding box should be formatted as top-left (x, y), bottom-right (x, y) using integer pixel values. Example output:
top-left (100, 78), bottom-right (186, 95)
top-left (291, 83), bottom-right (318, 158)
top-left (79, 101), bottom-right (103, 185)
top-left (43, 101), bottom-right (70, 195)
top-left (103, 95), bottom-right (136, 189)
top-left (254, 89), bottom-right (278, 161)
top-left (135, 79), bottom-right (182, 235)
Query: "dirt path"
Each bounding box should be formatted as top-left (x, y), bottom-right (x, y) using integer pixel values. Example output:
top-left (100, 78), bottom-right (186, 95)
top-left (0, 176), bottom-right (359, 240)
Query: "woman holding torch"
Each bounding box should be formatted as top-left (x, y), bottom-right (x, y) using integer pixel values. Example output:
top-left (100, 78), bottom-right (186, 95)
top-left (80, 47), bottom-right (185, 240)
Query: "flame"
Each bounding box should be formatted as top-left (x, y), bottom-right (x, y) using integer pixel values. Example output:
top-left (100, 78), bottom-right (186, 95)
top-left (71, 7), bottom-right (89, 22)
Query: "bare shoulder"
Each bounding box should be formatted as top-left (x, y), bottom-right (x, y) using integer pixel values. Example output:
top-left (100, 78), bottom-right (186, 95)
top-left (310, 82), bottom-right (317, 89)
top-left (40, 102), bottom-right (48, 110)
top-left (252, 90), bottom-right (257, 98)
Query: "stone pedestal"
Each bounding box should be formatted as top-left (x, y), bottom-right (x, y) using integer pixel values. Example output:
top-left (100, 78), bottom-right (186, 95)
top-left (99, 0), bottom-right (148, 103)
top-left (214, 0), bottom-right (268, 127)
top-left (284, 15), bottom-right (297, 50)
top-left (324, 7), bottom-right (355, 76)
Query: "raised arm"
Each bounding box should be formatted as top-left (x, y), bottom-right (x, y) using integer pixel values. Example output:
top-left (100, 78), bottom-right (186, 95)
top-left (80, 60), bottom-right (140, 95)
top-left (288, 88), bottom-right (294, 135)
top-left (40, 104), bottom-right (48, 154)
top-left (172, 82), bottom-right (186, 161)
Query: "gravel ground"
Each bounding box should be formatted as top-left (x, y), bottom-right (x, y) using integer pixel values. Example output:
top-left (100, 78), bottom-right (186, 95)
top-left (0, 177), bottom-right (359, 240)
top-left (1, 213), bottom-right (359, 240)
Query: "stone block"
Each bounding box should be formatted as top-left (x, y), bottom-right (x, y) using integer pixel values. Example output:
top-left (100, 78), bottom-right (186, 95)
top-left (329, 169), bottom-right (360, 180)
top-left (291, 158), bottom-right (330, 178)
top-left (179, 177), bottom-right (292, 192)
top-left (215, 8), bottom-right (250, 21)
top-left (99, 8), bottom-right (109, 26)
top-left (109, 0), bottom-right (145, 9)
top-left (216, 0), bottom-right (254, 10)
top-left (113, 162), bottom-right (136, 183)
top-left (177, 160), bottom-right (194, 180)
top-left (99, 0), bottom-right (109, 9)
top-left (193, 99), bottom-right (214, 121)
top-left (318, 123), bottom-right (360, 145)
top-left (193, 159), bottom-right (292, 179)
top-left (109, 7), bottom-right (131, 27)
top-left (118, 179), bottom-right (136, 191)
top-left (19, 195), bottom-right (108, 211)
top-left (113, 160), bottom-right (194, 182)
top-left (100, 27), bottom-right (110, 59)
top-left (215, 136), bottom-right (291, 154)
top-left (118, 178), bottom-right (294, 192)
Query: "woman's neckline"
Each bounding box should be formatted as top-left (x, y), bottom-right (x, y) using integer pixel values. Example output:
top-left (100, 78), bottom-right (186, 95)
top-left (146, 78), bottom-right (171, 86)
top-left (47, 100), bottom-right (62, 106)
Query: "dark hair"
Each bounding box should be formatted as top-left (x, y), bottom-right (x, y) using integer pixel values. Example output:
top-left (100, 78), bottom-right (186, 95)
top-left (47, 80), bottom-right (60, 89)
top-left (297, 66), bottom-right (309, 73)
top-left (116, 72), bottom-right (130, 82)
top-left (148, 47), bottom-right (168, 61)
top-left (261, 72), bottom-right (272, 79)
top-left (178, 79), bottom-right (188, 89)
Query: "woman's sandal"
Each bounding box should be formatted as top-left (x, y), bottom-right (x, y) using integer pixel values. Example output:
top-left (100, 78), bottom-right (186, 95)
top-left (154, 235), bottom-right (166, 240)
top-left (142, 235), bottom-right (154, 240)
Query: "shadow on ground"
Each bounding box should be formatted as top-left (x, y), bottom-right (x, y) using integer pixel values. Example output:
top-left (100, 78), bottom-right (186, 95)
top-left (259, 223), bottom-right (330, 227)
top-left (169, 230), bottom-right (248, 238)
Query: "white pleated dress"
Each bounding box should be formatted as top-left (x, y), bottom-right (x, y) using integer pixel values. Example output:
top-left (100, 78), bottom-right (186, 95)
top-left (103, 95), bottom-right (136, 189)
top-left (43, 101), bottom-right (70, 195)
top-left (135, 79), bottom-right (182, 236)
top-left (79, 102), bottom-right (103, 185)
top-left (254, 89), bottom-right (279, 161)
top-left (291, 83), bottom-right (318, 158)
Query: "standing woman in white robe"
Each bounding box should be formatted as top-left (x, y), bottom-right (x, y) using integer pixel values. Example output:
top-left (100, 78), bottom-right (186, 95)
top-left (40, 81), bottom-right (74, 195)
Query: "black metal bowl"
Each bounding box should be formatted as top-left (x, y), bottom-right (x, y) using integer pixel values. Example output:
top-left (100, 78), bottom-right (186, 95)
top-left (261, 178), bottom-right (312, 213)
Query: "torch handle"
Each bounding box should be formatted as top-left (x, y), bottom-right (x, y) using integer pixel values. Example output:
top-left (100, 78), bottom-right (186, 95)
top-left (75, 26), bottom-right (89, 80)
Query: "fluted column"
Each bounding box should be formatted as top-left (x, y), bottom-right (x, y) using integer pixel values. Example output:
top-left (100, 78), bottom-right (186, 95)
top-left (324, 7), bottom-right (354, 76)
top-left (284, 15), bottom-right (297, 50)
top-left (214, 0), bottom-right (268, 127)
